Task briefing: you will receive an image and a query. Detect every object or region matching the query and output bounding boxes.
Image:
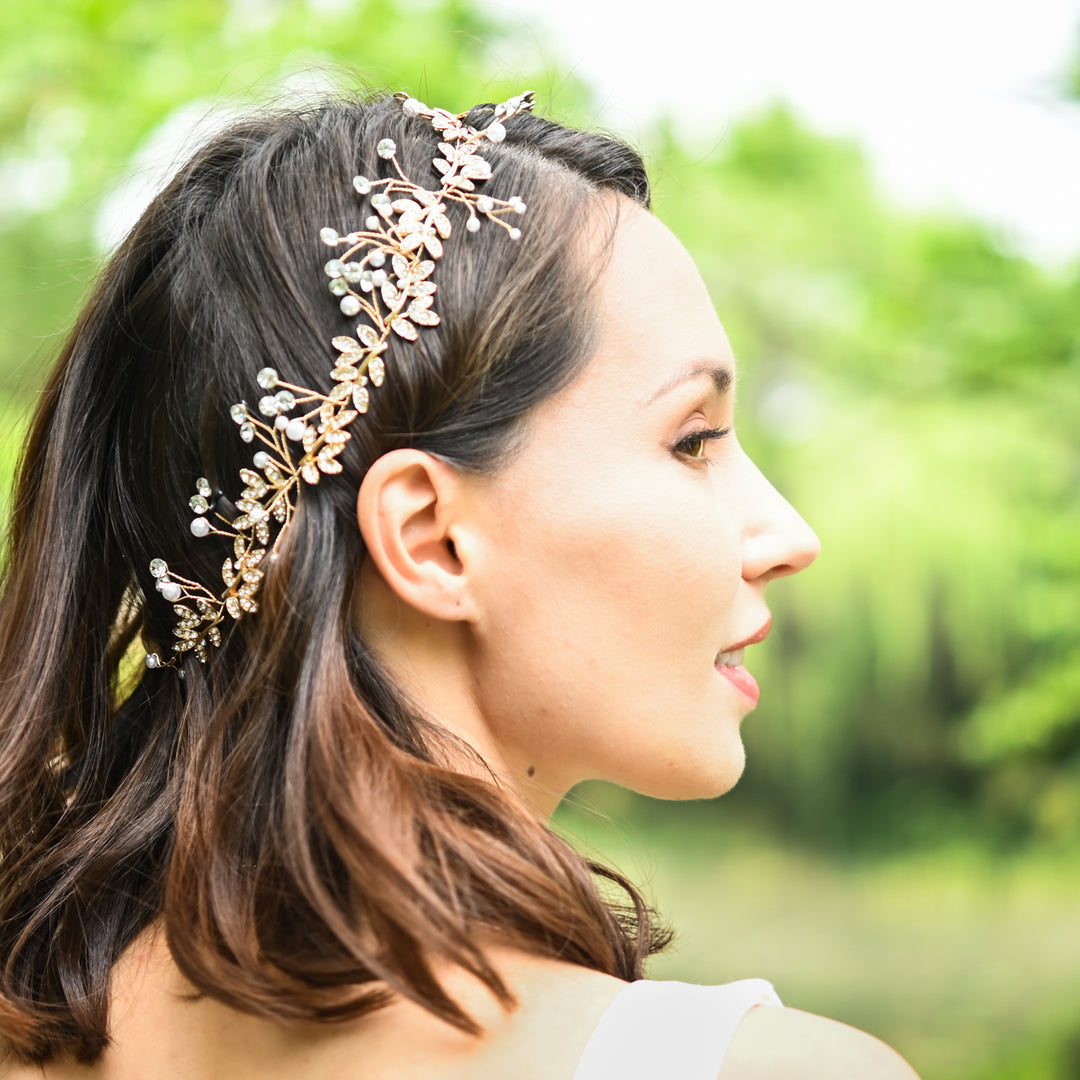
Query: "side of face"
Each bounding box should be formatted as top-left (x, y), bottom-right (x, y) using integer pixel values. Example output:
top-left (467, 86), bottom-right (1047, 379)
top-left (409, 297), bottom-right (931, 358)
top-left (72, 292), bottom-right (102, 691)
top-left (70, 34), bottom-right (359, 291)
top-left (453, 203), bottom-right (820, 805)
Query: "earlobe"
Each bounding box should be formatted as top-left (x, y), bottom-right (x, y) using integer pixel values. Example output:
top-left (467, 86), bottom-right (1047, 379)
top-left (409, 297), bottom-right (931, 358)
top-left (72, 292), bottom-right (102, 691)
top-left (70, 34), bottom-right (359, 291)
top-left (357, 449), bottom-right (477, 621)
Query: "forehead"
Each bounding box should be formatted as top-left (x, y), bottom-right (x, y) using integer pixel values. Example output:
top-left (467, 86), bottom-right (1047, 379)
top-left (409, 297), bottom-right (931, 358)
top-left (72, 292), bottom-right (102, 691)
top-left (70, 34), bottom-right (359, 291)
top-left (583, 203), bottom-right (735, 408)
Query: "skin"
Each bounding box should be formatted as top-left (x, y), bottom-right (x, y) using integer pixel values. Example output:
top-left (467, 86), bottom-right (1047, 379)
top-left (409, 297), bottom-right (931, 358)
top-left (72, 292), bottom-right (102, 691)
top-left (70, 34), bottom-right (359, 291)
top-left (5, 203), bottom-right (919, 1080)
top-left (356, 200), bottom-right (821, 816)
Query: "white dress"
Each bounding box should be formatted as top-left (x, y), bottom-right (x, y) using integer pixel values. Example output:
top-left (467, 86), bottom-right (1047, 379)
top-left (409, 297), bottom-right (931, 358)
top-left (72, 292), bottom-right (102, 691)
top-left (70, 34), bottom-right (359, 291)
top-left (571, 979), bottom-right (782, 1080)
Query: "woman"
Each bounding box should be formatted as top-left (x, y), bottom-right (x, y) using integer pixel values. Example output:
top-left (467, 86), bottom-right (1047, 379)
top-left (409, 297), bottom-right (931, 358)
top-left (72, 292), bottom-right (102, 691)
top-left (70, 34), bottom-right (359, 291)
top-left (0, 91), bottom-right (919, 1078)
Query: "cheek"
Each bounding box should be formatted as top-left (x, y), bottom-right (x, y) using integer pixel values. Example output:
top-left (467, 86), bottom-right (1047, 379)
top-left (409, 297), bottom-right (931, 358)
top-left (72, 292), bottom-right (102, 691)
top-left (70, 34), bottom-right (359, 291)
top-left (484, 462), bottom-right (735, 654)
top-left (469, 462), bottom-right (745, 794)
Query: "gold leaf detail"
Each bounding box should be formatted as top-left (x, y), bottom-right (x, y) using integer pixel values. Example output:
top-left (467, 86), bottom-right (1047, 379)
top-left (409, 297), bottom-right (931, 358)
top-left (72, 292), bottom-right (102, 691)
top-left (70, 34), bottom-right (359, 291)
top-left (332, 335), bottom-right (361, 354)
top-left (409, 304), bottom-right (440, 327)
top-left (460, 156), bottom-right (492, 180)
top-left (328, 409), bottom-right (358, 428)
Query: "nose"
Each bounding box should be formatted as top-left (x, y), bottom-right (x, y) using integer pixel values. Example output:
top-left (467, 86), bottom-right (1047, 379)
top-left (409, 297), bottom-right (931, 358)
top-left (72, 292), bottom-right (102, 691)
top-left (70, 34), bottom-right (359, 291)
top-left (737, 449), bottom-right (820, 583)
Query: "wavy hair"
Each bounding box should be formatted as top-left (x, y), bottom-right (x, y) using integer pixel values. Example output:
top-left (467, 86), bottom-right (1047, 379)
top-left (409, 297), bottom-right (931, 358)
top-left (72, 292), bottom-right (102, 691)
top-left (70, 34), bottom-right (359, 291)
top-left (0, 94), bottom-right (668, 1065)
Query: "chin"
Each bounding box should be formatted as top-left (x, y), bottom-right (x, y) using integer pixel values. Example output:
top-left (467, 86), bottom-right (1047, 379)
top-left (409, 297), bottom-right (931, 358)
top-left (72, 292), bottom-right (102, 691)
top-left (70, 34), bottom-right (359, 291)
top-left (621, 738), bottom-right (748, 802)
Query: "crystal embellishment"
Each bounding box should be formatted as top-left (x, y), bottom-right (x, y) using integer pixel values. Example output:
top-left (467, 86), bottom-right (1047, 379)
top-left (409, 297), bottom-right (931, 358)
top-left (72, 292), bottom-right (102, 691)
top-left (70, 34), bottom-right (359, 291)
top-left (160, 581), bottom-right (182, 602)
top-left (146, 91), bottom-right (536, 666)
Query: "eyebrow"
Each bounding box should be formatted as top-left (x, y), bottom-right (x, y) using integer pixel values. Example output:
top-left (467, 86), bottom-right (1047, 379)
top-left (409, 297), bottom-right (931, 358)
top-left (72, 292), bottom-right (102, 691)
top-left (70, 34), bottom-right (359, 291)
top-left (645, 362), bottom-right (733, 407)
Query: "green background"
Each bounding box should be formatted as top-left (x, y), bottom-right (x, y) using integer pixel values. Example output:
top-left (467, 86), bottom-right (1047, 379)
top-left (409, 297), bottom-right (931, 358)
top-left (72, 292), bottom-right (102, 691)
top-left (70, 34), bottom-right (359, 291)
top-left (2, 2), bottom-right (1079, 1076)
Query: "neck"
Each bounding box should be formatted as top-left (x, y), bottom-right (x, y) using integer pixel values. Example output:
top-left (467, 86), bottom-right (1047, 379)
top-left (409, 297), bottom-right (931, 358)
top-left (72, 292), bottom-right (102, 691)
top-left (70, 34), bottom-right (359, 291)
top-left (354, 560), bottom-right (567, 819)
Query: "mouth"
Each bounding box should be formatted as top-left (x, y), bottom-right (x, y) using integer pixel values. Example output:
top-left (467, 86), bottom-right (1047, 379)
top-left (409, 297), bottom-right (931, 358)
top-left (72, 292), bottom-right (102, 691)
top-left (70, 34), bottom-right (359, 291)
top-left (714, 616), bottom-right (771, 706)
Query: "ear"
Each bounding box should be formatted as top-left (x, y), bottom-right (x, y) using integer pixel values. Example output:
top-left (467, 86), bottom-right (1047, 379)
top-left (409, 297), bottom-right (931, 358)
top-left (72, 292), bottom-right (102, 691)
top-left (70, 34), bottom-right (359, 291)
top-left (356, 448), bottom-right (477, 622)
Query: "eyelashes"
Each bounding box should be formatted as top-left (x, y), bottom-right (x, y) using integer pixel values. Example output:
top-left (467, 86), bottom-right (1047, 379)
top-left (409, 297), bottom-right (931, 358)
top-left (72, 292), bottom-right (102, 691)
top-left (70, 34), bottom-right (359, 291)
top-left (674, 427), bottom-right (731, 459)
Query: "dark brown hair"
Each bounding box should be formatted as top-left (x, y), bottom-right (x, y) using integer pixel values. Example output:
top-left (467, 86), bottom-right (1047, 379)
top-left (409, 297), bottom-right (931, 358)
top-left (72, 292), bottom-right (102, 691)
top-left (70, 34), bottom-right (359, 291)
top-left (0, 94), bottom-right (666, 1065)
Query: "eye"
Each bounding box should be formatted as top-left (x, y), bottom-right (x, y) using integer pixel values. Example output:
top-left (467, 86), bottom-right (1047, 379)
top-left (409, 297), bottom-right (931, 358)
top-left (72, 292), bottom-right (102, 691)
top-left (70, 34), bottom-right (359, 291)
top-left (675, 427), bottom-right (730, 459)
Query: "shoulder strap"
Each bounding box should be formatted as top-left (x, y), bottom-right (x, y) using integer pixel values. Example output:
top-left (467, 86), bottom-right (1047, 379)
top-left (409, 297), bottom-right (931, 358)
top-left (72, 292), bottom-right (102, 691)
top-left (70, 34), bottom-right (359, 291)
top-left (571, 979), bottom-right (781, 1080)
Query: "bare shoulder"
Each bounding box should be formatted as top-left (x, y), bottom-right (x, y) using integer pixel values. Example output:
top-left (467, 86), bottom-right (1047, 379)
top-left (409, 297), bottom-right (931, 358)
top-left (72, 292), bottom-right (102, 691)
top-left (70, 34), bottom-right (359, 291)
top-left (719, 1005), bottom-right (921, 1080)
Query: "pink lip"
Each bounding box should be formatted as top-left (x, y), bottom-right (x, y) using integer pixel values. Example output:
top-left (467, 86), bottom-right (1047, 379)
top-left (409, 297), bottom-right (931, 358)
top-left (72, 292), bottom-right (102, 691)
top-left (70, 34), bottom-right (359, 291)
top-left (723, 615), bottom-right (772, 653)
top-left (717, 664), bottom-right (760, 705)
top-left (714, 615), bottom-right (771, 707)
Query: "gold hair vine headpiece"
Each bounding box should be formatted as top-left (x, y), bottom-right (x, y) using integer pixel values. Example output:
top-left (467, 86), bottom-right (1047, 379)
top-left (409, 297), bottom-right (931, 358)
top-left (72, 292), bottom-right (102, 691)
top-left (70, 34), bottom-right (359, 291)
top-left (145, 91), bottom-right (536, 668)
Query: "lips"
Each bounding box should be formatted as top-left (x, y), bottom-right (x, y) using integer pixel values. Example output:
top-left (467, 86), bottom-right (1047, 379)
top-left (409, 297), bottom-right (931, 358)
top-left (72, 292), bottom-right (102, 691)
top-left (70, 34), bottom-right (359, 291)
top-left (714, 615), bottom-right (771, 706)
top-left (718, 616), bottom-right (772, 656)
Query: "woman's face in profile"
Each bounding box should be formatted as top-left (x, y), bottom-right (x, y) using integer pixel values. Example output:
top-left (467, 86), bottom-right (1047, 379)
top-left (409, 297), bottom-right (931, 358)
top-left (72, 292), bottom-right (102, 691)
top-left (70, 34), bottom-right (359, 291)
top-left (461, 203), bottom-right (820, 804)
